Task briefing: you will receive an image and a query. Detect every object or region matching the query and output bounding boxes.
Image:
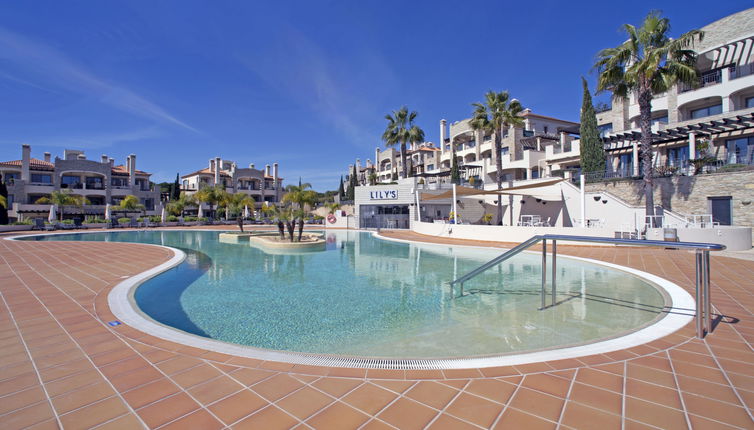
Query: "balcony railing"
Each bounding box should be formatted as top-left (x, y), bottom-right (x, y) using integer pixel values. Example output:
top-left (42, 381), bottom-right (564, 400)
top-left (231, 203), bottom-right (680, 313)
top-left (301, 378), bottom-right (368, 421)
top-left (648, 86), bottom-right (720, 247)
top-left (678, 69), bottom-right (722, 93)
top-left (730, 63), bottom-right (754, 80)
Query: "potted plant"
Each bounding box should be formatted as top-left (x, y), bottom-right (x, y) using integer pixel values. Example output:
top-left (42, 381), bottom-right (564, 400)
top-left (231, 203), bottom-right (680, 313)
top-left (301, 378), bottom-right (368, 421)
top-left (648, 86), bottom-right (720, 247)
top-left (482, 213), bottom-right (493, 225)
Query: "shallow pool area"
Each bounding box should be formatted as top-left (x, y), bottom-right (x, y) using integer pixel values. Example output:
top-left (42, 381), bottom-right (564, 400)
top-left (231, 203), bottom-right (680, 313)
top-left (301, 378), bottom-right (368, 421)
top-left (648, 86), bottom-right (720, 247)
top-left (20, 230), bottom-right (683, 360)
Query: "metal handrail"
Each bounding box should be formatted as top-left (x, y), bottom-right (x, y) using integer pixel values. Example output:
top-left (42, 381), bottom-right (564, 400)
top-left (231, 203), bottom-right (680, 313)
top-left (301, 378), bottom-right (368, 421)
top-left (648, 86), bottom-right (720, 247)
top-left (449, 234), bottom-right (725, 338)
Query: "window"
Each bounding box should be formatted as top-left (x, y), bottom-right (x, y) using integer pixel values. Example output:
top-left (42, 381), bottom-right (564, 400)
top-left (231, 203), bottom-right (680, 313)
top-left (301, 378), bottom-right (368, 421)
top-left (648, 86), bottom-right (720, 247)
top-left (597, 123), bottom-right (613, 137)
top-left (61, 175), bottom-right (81, 188)
top-left (651, 115), bottom-right (668, 126)
top-left (543, 126), bottom-right (548, 134)
top-left (690, 104), bottom-right (722, 119)
top-left (3, 172), bottom-right (19, 183)
top-left (85, 176), bottom-right (103, 189)
top-left (667, 146), bottom-right (690, 167)
top-left (7, 194), bottom-right (14, 206)
top-left (618, 153), bottom-right (633, 175)
top-left (746, 97), bottom-right (754, 108)
top-left (143, 198), bottom-right (155, 210)
top-left (725, 136), bottom-right (754, 165)
top-left (427, 164), bottom-right (434, 171)
top-left (30, 174), bottom-right (51, 184)
top-left (500, 147), bottom-right (509, 155)
top-left (111, 177), bottom-right (129, 187)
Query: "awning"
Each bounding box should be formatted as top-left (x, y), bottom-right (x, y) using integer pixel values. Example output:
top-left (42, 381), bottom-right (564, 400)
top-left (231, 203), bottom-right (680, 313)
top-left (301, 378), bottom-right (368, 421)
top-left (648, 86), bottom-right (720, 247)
top-left (421, 178), bottom-right (565, 201)
top-left (710, 37), bottom-right (754, 69)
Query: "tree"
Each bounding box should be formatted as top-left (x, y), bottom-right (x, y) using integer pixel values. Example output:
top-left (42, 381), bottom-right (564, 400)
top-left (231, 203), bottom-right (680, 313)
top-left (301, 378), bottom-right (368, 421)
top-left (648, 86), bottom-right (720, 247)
top-left (368, 172), bottom-right (377, 186)
top-left (0, 195), bottom-right (6, 209)
top-left (469, 90), bottom-right (524, 224)
top-left (594, 11), bottom-right (702, 223)
top-left (194, 185), bottom-right (227, 220)
top-left (0, 173), bottom-right (8, 225)
top-left (221, 193), bottom-right (256, 219)
top-left (36, 190), bottom-right (90, 221)
top-left (119, 195), bottom-right (144, 216)
top-left (450, 153), bottom-right (460, 185)
top-left (166, 192), bottom-right (195, 217)
top-left (345, 165), bottom-right (356, 201)
top-left (382, 106), bottom-right (424, 179)
top-left (579, 77), bottom-right (605, 175)
top-left (283, 183), bottom-right (317, 241)
top-left (338, 176), bottom-right (345, 200)
top-left (326, 202), bottom-right (341, 214)
top-left (172, 173), bottom-right (181, 200)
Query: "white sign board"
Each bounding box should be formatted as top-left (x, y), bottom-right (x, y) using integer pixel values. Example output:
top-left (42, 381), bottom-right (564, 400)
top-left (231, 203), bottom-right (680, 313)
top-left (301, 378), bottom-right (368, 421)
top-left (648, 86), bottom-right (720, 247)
top-left (369, 190), bottom-right (398, 200)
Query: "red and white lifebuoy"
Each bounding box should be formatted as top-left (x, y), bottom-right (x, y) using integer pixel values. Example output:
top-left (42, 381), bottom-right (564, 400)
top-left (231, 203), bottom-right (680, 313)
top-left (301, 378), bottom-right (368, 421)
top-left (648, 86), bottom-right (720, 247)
top-left (327, 214), bottom-right (337, 224)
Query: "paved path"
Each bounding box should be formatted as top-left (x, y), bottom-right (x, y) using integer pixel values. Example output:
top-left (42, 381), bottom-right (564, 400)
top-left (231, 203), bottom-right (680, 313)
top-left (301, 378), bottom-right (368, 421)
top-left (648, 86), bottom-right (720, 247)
top-left (1, 228), bottom-right (753, 429)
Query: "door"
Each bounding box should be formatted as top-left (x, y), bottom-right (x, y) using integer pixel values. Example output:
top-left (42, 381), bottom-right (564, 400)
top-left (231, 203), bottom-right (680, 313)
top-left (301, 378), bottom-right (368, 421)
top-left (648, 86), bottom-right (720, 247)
top-left (708, 196), bottom-right (732, 226)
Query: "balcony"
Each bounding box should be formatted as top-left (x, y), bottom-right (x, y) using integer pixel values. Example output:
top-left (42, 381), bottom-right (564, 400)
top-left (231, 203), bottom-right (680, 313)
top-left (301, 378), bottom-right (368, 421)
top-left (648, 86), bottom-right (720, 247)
top-left (678, 69), bottom-right (722, 93)
top-left (730, 63), bottom-right (754, 80)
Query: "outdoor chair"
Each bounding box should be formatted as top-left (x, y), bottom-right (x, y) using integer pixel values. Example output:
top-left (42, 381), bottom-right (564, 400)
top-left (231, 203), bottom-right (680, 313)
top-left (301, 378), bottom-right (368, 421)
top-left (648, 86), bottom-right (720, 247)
top-left (73, 219), bottom-right (87, 229)
top-left (128, 218), bottom-right (138, 228)
top-left (44, 222), bottom-right (56, 231)
top-left (32, 218), bottom-right (45, 230)
top-left (109, 218), bottom-right (120, 229)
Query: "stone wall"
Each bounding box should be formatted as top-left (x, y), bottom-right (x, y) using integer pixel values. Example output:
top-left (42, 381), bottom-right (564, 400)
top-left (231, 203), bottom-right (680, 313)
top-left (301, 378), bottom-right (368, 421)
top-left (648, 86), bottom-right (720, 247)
top-left (585, 170), bottom-right (754, 227)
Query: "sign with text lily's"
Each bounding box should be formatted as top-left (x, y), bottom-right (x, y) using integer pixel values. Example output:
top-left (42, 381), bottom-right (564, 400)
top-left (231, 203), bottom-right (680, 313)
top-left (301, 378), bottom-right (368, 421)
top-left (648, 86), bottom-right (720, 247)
top-left (369, 190), bottom-right (398, 200)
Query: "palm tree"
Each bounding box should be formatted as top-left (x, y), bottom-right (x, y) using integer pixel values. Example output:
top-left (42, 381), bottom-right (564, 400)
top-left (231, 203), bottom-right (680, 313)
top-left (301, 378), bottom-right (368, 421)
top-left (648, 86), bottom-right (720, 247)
top-left (0, 195), bottom-right (6, 209)
top-left (194, 185), bottom-right (227, 220)
top-left (594, 11), bottom-right (703, 223)
top-left (283, 183), bottom-right (317, 241)
top-left (221, 193), bottom-right (256, 219)
top-left (382, 106), bottom-right (424, 179)
top-left (326, 202), bottom-right (341, 214)
top-left (119, 195), bottom-right (145, 217)
top-left (166, 192), bottom-right (195, 217)
top-left (35, 190), bottom-right (90, 221)
top-left (469, 90), bottom-right (525, 224)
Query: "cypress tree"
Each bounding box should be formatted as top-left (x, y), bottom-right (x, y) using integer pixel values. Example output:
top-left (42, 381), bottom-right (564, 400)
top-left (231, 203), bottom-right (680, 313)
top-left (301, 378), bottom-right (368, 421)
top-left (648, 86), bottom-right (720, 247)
top-left (0, 173), bottom-right (8, 225)
top-left (172, 173), bottom-right (181, 200)
top-left (338, 175), bottom-right (345, 200)
top-left (450, 155), bottom-right (460, 185)
top-left (346, 165), bottom-right (357, 200)
top-left (579, 77), bottom-right (605, 174)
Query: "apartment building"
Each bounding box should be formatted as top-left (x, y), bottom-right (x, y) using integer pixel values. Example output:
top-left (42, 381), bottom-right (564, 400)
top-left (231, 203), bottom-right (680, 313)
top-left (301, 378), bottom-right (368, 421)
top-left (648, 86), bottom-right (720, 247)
top-left (181, 157), bottom-right (284, 207)
top-left (590, 8), bottom-right (754, 178)
top-left (0, 144), bottom-right (160, 220)
top-left (343, 109), bottom-right (579, 191)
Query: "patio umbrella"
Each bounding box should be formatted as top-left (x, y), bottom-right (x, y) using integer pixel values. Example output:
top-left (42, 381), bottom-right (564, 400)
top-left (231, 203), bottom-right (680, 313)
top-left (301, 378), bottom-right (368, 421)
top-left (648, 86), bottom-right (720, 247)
top-left (48, 205), bottom-right (57, 223)
top-left (104, 204), bottom-right (111, 220)
top-left (197, 204), bottom-right (204, 218)
top-left (161, 206), bottom-right (167, 223)
top-left (244, 205), bottom-right (250, 219)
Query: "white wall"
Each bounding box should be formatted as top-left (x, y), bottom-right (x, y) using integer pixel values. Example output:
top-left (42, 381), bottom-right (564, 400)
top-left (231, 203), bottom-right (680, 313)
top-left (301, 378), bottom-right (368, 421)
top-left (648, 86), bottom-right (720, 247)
top-left (412, 221), bottom-right (616, 245)
top-left (646, 227), bottom-right (751, 251)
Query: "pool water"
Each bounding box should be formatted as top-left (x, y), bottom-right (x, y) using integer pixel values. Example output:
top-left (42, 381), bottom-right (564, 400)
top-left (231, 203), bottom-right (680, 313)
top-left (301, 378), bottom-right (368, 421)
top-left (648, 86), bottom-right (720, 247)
top-left (25, 230), bottom-right (667, 358)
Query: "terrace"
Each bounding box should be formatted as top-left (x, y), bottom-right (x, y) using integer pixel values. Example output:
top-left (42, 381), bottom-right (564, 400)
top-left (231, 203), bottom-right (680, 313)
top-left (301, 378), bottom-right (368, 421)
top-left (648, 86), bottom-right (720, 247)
top-left (1, 227), bottom-right (752, 429)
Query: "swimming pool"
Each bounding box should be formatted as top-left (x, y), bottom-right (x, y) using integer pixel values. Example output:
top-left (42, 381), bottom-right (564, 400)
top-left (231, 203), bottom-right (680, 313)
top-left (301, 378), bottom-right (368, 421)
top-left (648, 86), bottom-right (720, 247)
top-left (22, 230), bottom-right (690, 363)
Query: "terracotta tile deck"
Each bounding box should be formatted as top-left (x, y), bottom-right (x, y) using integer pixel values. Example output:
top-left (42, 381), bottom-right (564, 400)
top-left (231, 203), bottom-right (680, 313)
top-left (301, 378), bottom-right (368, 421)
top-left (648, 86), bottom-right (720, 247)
top-left (0, 227), bottom-right (753, 429)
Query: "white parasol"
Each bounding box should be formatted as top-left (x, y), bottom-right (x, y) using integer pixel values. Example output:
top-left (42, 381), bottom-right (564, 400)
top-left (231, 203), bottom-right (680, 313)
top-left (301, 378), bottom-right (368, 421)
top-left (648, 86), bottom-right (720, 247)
top-left (197, 204), bottom-right (204, 218)
top-left (104, 204), bottom-right (111, 220)
top-left (243, 205), bottom-right (250, 218)
top-left (161, 206), bottom-right (167, 223)
top-left (48, 205), bottom-right (57, 223)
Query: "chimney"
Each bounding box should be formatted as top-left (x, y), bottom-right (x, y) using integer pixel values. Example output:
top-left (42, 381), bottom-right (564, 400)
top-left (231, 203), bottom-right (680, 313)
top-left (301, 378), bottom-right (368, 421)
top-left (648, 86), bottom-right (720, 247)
top-left (249, 163), bottom-right (255, 169)
top-left (21, 144), bottom-right (31, 182)
top-left (356, 158), bottom-right (361, 171)
top-left (128, 154), bottom-right (136, 188)
top-left (273, 163), bottom-right (279, 191)
top-left (44, 152), bottom-right (51, 163)
top-left (209, 159), bottom-right (214, 171)
top-left (265, 164), bottom-right (271, 177)
top-left (440, 119), bottom-right (447, 156)
top-left (101, 154), bottom-right (108, 164)
top-left (214, 156), bottom-right (221, 185)
top-left (109, 158), bottom-right (114, 168)
top-left (366, 159), bottom-right (372, 168)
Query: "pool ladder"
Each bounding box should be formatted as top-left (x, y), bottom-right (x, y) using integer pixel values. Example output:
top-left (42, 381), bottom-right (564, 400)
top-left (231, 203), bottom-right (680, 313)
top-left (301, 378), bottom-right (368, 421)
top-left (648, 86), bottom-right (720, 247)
top-left (448, 234), bottom-right (725, 339)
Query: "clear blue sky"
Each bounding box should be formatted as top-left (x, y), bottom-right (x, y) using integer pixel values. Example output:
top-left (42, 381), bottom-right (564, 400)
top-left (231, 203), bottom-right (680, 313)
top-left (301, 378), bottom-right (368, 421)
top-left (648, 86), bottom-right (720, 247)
top-left (1, 1), bottom-right (750, 191)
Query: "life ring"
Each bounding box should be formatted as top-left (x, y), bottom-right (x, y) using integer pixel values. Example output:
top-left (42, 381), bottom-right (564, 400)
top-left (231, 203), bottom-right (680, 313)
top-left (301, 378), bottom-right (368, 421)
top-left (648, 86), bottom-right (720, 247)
top-left (327, 214), bottom-right (337, 224)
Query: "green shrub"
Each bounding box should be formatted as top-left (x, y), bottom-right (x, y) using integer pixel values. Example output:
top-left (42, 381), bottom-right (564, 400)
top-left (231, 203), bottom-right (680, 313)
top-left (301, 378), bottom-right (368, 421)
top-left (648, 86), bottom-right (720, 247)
top-left (149, 215), bottom-right (161, 222)
top-left (86, 218), bottom-right (107, 223)
top-left (12, 220), bottom-right (33, 225)
top-left (167, 215), bottom-right (178, 222)
top-left (197, 217), bottom-right (209, 222)
top-left (61, 219), bottom-right (74, 225)
top-left (136, 217), bottom-right (145, 222)
top-left (117, 217), bottom-right (131, 224)
top-left (184, 216), bottom-right (197, 222)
